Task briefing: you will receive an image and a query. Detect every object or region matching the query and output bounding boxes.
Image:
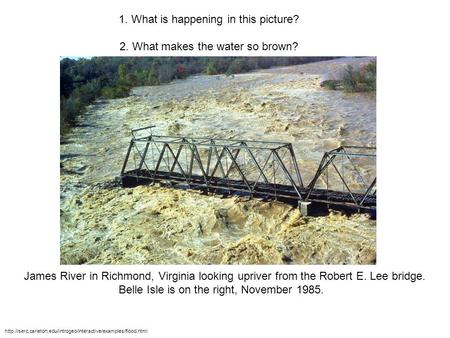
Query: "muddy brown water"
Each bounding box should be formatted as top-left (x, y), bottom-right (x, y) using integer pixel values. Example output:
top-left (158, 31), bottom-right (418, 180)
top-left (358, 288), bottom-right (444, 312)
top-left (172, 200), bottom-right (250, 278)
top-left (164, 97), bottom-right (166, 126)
top-left (60, 57), bottom-right (376, 264)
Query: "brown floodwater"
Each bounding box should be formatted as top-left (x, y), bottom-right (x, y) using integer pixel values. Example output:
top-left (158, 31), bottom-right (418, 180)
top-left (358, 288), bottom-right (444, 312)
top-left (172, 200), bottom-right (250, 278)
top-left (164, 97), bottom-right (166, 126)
top-left (60, 57), bottom-right (376, 265)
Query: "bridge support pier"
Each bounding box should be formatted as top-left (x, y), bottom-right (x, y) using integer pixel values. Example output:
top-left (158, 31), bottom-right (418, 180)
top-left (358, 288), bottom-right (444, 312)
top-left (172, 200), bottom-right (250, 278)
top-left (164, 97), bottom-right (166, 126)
top-left (299, 201), bottom-right (311, 216)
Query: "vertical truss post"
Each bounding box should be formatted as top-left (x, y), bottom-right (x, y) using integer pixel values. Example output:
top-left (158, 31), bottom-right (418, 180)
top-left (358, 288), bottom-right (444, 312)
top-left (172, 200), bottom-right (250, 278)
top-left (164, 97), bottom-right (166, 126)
top-left (120, 140), bottom-right (134, 175)
top-left (152, 143), bottom-right (167, 183)
top-left (190, 144), bottom-right (209, 188)
top-left (288, 144), bottom-right (303, 188)
top-left (206, 141), bottom-right (213, 176)
top-left (273, 149), bottom-right (302, 199)
top-left (137, 136), bottom-right (152, 171)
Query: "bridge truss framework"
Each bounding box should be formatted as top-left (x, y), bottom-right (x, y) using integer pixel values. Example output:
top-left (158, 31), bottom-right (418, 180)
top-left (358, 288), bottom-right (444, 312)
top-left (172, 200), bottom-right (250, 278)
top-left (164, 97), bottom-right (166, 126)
top-left (120, 126), bottom-right (376, 213)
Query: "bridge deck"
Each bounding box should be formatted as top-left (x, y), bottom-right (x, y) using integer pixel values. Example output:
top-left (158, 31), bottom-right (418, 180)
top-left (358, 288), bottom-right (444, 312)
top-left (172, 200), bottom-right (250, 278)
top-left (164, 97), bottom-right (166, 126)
top-left (121, 169), bottom-right (376, 211)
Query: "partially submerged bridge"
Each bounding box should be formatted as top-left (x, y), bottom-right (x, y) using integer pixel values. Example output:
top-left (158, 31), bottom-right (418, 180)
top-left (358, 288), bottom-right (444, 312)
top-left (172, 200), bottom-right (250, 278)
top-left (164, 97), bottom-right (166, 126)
top-left (119, 126), bottom-right (376, 216)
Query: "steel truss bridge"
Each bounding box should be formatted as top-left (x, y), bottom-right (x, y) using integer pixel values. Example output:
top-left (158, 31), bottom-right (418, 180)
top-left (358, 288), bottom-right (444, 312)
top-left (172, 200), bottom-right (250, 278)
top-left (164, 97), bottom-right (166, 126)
top-left (120, 126), bottom-right (376, 215)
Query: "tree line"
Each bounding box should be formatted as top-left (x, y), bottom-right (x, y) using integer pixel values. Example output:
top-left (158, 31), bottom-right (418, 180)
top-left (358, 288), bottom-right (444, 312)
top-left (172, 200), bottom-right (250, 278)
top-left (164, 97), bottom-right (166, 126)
top-left (60, 57), bottom-right (336, 134)
top-left (321, 60), bottom-right (376, 93)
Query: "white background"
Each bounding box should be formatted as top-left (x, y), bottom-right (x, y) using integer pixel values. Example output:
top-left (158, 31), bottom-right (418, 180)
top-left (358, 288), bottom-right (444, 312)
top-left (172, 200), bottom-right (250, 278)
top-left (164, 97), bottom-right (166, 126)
top-left (1, 0), bottom-right (449, 337)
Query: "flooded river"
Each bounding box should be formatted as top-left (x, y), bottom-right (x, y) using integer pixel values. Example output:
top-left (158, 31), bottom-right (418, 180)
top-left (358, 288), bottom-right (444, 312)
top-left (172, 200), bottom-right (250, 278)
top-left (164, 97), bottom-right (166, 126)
top-left (60, 57), bottom-right (376, 264)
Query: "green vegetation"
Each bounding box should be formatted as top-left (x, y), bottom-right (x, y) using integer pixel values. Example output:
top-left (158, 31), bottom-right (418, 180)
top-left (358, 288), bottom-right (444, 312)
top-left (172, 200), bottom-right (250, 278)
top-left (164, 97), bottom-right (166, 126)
top-left (342, 61), bottom-right (376, 92)
top-left (206, 60), bottom-right (218, 75)
top-left (320, 60), bottom-right (376, 93)
top-left (60, 57), bottom-right (336, 134)
top-left (320, 79), bottom-right (338, 90)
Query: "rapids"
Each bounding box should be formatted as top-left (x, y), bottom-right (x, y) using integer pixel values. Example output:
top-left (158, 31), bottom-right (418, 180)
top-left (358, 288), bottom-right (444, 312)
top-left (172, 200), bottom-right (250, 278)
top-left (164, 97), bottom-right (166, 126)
top-left (60, 57), bottom-right (376, 264)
